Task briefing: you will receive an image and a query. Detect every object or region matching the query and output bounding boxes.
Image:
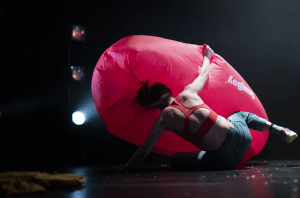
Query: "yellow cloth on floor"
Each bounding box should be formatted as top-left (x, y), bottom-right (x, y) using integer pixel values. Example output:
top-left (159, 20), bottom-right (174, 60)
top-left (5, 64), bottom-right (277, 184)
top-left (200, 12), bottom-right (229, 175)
top-left (0, 171), bottom-right (86, 196)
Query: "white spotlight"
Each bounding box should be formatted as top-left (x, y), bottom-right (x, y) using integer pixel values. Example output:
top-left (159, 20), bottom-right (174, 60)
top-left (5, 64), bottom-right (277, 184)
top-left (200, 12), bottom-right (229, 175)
top-left (72, 111), bottom-right (86, 125)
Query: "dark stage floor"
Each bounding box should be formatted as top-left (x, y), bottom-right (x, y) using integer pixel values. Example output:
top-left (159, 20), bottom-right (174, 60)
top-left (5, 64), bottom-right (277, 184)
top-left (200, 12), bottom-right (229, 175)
top-left (3, 159), bottom-right (300, 198)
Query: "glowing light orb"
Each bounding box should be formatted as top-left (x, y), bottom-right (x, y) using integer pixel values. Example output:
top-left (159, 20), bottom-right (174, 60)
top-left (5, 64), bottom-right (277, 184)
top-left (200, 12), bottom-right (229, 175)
top-left (71, 66), bottom-right (85, 81)
top-left (72, 111), bottom-right (86, 125)
top-left (71, 25), bottom-right (86, 41)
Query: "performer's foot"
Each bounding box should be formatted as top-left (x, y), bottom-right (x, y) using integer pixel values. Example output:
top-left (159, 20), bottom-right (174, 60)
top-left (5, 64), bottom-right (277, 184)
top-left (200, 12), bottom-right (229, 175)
top-left (281, 128), bottom-right (297, 144)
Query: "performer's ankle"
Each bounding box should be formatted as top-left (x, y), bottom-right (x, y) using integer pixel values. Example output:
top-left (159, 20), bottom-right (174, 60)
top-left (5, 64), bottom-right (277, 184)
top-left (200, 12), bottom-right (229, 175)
top-left (263, 121), bottom-right (272, 131)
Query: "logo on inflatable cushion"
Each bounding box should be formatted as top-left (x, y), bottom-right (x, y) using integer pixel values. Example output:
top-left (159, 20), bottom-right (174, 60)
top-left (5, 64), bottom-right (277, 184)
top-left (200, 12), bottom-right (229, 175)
top-left (227, 76), bottom-right (255, 100)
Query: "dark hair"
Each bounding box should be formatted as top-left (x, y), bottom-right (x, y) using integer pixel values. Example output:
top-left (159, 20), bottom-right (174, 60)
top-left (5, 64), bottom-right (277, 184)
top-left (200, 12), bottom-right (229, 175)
top-left (133, 79), bottom-right (173, 111)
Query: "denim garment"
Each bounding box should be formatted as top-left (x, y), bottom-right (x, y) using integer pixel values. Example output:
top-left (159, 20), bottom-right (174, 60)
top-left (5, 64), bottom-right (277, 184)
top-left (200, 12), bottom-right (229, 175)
top-left (169, 111), bottom-right (267, 171)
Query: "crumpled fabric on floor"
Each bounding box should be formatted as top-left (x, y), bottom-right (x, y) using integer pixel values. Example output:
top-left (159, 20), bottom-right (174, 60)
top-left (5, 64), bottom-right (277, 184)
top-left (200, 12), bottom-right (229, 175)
top-left (0, 171), bottom-right (86, 196)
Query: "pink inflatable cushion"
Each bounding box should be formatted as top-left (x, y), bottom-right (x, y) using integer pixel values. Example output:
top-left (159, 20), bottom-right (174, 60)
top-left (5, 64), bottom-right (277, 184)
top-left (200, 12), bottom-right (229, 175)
top-left (92, 35), bottom-right (268, 164)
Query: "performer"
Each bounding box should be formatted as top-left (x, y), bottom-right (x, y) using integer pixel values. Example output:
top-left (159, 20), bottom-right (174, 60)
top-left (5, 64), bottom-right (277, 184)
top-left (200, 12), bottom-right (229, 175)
top-left (112, 45), bottom-right (297, 171)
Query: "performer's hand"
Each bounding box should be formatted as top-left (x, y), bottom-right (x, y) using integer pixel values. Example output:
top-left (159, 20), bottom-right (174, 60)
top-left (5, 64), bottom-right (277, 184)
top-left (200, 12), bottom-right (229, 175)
top-left (204, 45), bottom-right (214, 60)
top-left (112, 165), bottom-right (126, 172)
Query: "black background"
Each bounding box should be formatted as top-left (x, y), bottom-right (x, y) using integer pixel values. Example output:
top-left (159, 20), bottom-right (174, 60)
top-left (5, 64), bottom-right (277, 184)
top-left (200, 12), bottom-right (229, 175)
top-left (1, 0), bottom-right (300, 169)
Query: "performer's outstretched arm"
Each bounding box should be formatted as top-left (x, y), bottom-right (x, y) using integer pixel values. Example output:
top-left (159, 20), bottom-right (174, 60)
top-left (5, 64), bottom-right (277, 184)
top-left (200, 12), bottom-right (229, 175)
top-left (112, 112), bottom-right (166, 171)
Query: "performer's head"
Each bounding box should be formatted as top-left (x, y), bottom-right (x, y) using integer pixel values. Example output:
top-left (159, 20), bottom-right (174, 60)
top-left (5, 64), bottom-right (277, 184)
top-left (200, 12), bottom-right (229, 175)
top-left (133, 79), bottom-right (173, 111)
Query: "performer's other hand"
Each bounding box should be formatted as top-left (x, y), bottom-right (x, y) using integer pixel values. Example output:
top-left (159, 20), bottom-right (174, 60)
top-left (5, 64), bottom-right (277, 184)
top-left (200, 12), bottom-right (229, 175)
top-left (205, 45), bottom-right (214, 60)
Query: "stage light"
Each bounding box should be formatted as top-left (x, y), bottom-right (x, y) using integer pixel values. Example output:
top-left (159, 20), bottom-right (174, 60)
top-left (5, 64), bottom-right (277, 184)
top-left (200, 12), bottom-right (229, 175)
top-left (71, 66), bottom-right (85, 81)
top-left (72, 25), bottom-right (86, 41)
top-left (72, 111), bottom-right (86, 125)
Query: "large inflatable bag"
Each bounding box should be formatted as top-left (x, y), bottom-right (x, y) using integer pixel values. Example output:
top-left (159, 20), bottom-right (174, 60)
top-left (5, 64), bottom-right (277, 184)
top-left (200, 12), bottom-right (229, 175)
top-left (92, 35), bottom-right (268, 164)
